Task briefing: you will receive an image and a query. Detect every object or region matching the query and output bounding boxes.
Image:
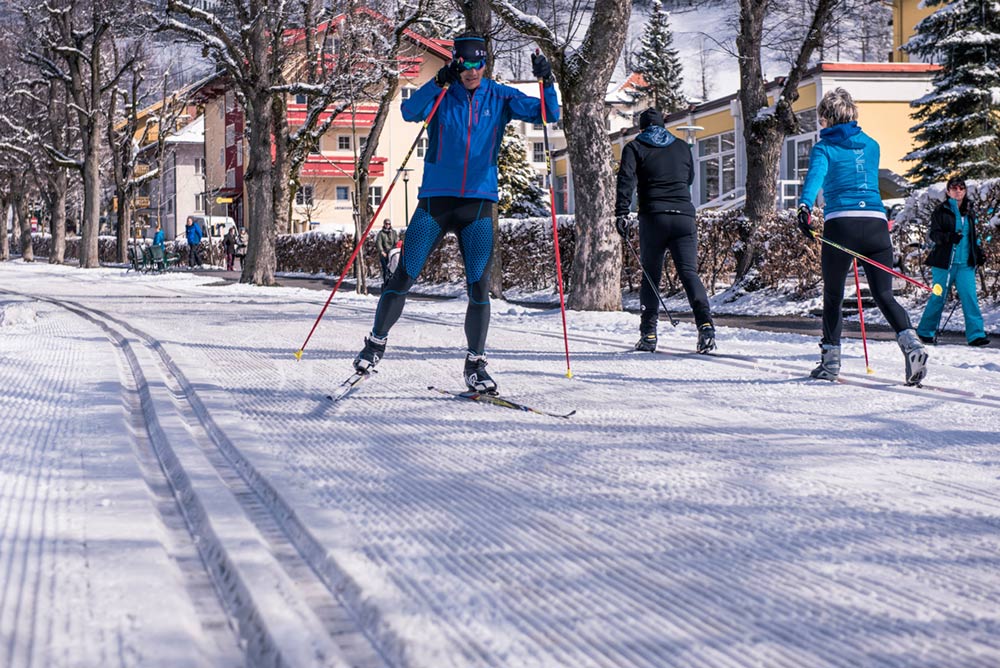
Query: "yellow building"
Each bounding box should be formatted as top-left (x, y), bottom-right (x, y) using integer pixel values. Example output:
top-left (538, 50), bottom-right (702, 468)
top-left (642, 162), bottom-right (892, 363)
top-left (890, 0), bottom-right (939, 62)
top-left (555, 61), bottom-right (939, 214)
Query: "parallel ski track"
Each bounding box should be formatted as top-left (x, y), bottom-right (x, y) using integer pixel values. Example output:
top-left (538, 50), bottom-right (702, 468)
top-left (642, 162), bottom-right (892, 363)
top-left (4, 289), bottom-right (389, 668)
top-left (117, 286), bottom-right (1000, 665)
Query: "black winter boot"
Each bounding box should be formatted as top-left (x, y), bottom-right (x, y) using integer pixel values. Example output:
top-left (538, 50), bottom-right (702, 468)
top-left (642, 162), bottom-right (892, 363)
top-left (464, 352), bottom-right (498, 394)
top-left (634, 331), bottom-right (658, 352)
top-left (353, 334), bottom-right (387, 373)
top-left (696, 323), bottom-right (716, 354)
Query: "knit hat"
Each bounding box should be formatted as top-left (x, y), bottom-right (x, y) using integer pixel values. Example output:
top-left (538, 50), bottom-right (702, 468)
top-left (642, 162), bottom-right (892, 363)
top-left (639, 108), bottom-right (664, 129)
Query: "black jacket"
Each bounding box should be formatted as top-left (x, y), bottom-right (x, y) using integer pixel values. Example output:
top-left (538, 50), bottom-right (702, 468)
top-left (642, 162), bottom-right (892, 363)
top-left (924, 200), bottom-right (985, 269)
top-left (615, 126), bottom-right (695, 218)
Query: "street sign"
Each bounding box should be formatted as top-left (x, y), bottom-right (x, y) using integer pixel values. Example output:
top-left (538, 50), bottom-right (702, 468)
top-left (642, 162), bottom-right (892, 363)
top-left (134, 164), bottom-right (149, 176)
top-left (216, 197), bottom-right (233, 204)
top-left (134, 196), bottom-right (151, 208)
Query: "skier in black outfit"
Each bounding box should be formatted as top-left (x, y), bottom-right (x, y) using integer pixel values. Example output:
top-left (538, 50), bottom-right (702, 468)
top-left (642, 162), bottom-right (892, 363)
top-left (614, 107), bottom-right (716, 353)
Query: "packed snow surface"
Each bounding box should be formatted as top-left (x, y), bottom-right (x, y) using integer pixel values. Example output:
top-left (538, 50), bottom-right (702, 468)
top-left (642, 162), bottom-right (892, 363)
top-left (1, 260), bottom-right (999, 667)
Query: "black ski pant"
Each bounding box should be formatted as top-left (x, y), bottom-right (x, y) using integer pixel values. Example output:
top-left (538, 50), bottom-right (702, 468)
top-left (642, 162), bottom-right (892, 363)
top-left (820, 216), bottom-right (912, 345)
top-left (637, 212), bottom-right (712, 332)
top-left (371, 197), bottom-right (494, 354)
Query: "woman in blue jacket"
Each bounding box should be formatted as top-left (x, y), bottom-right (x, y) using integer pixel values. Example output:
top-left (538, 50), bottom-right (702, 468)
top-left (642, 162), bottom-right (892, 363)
top-left (353, 32), bottom-right (559, 394)
top-left (916, 176), bottom-right (989, 346)
top-left (797, 88), bottom-right (927, 384)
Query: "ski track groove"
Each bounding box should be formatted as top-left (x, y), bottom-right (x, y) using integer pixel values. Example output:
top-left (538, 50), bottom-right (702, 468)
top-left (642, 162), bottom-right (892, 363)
top-left (5, 280), bottom-right (1000, 666)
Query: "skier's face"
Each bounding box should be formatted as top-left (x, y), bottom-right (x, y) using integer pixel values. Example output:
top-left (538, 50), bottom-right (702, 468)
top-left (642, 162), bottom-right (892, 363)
top-left (460, 66), bottom-right (483, 91)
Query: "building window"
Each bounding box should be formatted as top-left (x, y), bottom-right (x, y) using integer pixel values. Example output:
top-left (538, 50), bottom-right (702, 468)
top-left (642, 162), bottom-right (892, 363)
top-left (697, 131), bottom-right (737, 205)
top-left (295, 185), bottom-right (314, 206)
top-left (401, 87), bottom-right (414, 100)
top-left (295, 94), bottom-right (308, 105)
top-left (533, 123), bottom-right (543, 131)
top-left (781, 110), bottom-right (818, 208)
top-left (195, 193), bottom-right (205, 212)
top-left (336, 186), bottom-right (349, 201)
top-left (338, 136), bottom-right (351, 150)
top-left (194, 157), bottom-right (206, 175)
top-left (416, 137), bottom-right (427, 158)
top-left (368, 186), bottom-right (383, 208)
top-left (532, 142), bottom-right (545, 163)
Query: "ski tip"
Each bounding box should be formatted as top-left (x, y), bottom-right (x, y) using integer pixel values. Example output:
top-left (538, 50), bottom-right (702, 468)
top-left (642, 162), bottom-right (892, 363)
top-left (293, 349), bottom-right (303, 360)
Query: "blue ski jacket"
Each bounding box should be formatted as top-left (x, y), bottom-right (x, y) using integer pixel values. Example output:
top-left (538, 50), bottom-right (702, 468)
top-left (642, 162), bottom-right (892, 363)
top-left (799, 121), bottom-right (885, 218)
top-left (186, 220), bottom-right (203, 245)
top-left (402, 78), bottom-right (560, 201)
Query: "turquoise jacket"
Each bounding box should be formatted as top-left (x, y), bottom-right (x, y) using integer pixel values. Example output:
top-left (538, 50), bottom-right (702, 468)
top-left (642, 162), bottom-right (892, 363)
top-left (402, 78), bottom-right (559, 201)
top-left (799, 121), bottom-right (885, 217)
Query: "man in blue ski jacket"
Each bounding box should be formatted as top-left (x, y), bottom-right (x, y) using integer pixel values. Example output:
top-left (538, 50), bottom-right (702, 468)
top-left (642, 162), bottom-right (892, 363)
top-left (352, 31), bottom-right (559, 394)
top-left (797, 87), bottom-right (927, 384)
top-left (185, 216), bottom-right (203, 267)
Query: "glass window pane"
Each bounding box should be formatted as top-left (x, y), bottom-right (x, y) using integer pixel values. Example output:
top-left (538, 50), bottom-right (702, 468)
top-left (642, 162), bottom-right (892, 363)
top-left (721, 132), bottom-right (735, 152)
top-left (722, 154), bottom-right (736, 194)
top-left (698, 136), bottom-right (719, 157)
top-left (700, 158), bottom-right (720, 204)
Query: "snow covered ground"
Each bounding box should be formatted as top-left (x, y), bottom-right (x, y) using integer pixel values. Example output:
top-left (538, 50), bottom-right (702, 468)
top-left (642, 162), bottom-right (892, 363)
top-left (2, 260), bottom-right (1000, 668)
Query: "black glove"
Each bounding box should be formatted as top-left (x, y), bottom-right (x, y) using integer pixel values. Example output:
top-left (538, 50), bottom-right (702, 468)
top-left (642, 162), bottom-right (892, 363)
top-left (615, 215), bottom-right (631, 240)
top-left (949, 232), bottom-right (963, 244)
top-left (797, 204), bottom-right (816, 239)
top-left (435, 60), bottom-right (460, 87)
top-left (531, 52), bottom-right (553, 85)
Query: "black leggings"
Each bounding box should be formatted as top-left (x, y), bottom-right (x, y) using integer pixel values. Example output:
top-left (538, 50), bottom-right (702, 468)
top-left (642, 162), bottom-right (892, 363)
top-left (372, 197), bottom-right (494, 354)
top-left (637, 212), bottom-right (712, 329)
top-left (821, 216), bottom-right (912, 345)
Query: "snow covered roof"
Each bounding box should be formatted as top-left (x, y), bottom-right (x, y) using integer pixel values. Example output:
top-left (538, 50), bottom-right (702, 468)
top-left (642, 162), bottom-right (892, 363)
top-left (165, 115), bottom-right (204, 145)
top-left (605, 72), bottom-right (647, 104)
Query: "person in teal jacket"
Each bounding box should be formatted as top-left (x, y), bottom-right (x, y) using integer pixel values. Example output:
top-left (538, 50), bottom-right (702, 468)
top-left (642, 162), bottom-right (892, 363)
top-left (916, 176), bottom-right (990, 346)
top-left (352, 32), bottom-right (558, 395)
top-left (151, 221), bottom-right (164, 247)
top-left (797, 87), bottom-right (928, 385)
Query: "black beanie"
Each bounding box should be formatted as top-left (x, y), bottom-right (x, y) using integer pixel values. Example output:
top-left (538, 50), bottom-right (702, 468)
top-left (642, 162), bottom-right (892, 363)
top-left (453, 34), bottom-right (487, 65)
top-left (639, 107), bottom-right (664, 129)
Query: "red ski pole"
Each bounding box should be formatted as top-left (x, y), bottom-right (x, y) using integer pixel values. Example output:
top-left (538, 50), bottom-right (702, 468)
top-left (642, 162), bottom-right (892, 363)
top-left (294, 84), bottom-right (450, 360)
top-left (853, 259), bottom-right (874, 374)
top-left (537, 62), bottom-right (573, 379)
top-left (813, 232), bottom-right (943, 296)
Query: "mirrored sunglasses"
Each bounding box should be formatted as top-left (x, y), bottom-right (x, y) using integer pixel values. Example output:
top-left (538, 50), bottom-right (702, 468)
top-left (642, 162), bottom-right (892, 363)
top-left (460, 59), bottom-right (485, 71)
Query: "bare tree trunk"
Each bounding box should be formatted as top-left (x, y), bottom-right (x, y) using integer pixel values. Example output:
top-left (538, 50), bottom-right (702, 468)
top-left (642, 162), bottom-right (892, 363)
top-left (1, 196), bottom-right (10, 261)
top-left (562, 99), bottom-right (622, 310)
top-left (115, 186), bottom-right (131, 264)
top-left (48, 181), bottom-right (68, 264)
top-left (14, 192), bottom-right (33, 262)
top-left (241, 93), bottom-right (277, 286)
top-left (272, 93), bottom-right (290, 235)
top-left (80, 142), bottom-right (101, 267)
top-left (493, 0), bottom-right (631, 311)
top-left (735, 0), bottom-right (837, 283)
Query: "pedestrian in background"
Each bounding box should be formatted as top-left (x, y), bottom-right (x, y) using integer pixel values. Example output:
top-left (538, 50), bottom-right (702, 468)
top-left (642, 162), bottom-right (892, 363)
top-left (185, 216), bottom-right (203, 268)
top-left (151, 221), bottom-right (164, 248)
top-left (375, 219), bottom-right (399, 281)
top-left (916, 175), bottom-right (990, 347)
top-left (223, 227), bottom-right (237, 272)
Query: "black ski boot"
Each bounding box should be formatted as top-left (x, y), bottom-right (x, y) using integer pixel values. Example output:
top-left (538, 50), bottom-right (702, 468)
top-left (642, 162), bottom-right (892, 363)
top-left (634, 331), bottom-right (658, 352)
top-left (696, 323), bottom-right (716, 354)
top-left (353, 334), bottom-right (387, 373)
top-left (810, 343), bottom-right (841, 380)
top-left (464, 351), bottom-right (498, 394)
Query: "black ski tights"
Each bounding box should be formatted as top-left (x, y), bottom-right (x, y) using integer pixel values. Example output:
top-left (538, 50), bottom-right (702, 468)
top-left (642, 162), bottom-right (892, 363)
top-left (820, 216), bottom-right (912, 345)
top-left (637, 212), bottom-right (712, 331)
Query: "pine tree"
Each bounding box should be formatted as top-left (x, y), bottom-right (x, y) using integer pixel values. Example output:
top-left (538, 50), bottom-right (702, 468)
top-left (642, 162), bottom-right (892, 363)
top-left (497, 124), bottom-right (548, 218)
top-left (634, 0), bottom-right (686, 114)
top-left (902, 0), bottom-right (1000, 186)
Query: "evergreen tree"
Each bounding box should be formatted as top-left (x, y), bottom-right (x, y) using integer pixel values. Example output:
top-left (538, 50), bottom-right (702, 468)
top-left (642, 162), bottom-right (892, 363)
top-left (902, 0), bottom-right (1000, 186)
top-left (634, 0), bottom-right (686, 114)
top-left (497, 124), bottom-right (548, 217)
